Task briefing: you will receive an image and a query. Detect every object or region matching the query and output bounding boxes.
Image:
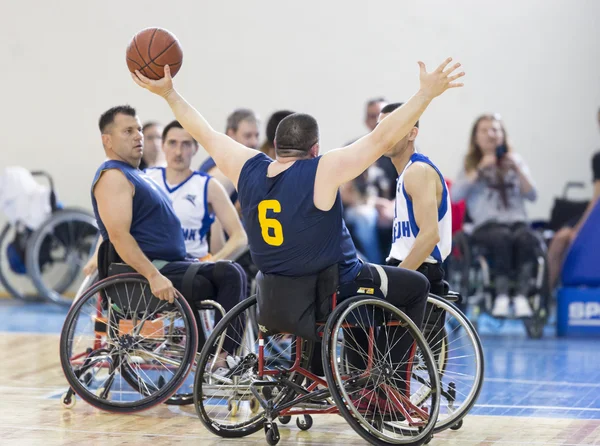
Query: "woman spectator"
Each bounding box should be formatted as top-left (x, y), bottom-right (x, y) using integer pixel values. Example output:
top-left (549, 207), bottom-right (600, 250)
top-left (452, 114), bottom-right (538, 318)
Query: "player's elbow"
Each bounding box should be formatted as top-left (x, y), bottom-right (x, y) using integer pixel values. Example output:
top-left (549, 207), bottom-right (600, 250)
top-left (423, 227), bottom-right (440, 248)
top-left (237, 230), bottom-right (248, 247)
top-left (231, 228), bottom-right (248, 248)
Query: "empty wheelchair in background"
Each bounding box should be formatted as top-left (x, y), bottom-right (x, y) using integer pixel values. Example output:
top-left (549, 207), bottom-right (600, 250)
top-left (0, 169), bottom-right (98, 305)
top-left (445, 217), bottom-right (550, 339)
top-left (59, 240), bottom-right (227, 411)
top-left (193, 265), bottom-right (483, 446)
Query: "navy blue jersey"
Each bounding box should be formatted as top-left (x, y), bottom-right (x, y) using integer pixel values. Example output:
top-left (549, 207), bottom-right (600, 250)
top-left (91, 160), bottom-right (187, 262)
top-left (238, 153), bottom-right (361, 283)
top-left (199, 156), bottom-right (238, 204)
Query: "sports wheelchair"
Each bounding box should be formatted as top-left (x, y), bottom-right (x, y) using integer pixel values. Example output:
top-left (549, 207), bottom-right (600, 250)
top-left (0, 170), bottom-right (98, 305)
top-left (445, 218), bottom-right (550, 339)
top-left (59, 240), bottom-right (227, 411)
top-left (193, 265), bottom-right (484, 445)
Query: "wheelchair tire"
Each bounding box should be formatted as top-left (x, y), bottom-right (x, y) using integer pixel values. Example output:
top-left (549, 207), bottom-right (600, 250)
top-left (524, 314), bottom-right (545, 339)
top-left (26, 208), bottom-right (99, 306)
top-left (194, 295), bottom-right (312, 438)
top-left (322, 296), bottom-right (441, 446)
top-left (445, 231), bottom-right (472, 312)
top-left (0, 223), bottom-right (44, 302)
top-left (421, 294), bottom-right (485, 433)
top-left (60, 273), bottom-right (198, 413)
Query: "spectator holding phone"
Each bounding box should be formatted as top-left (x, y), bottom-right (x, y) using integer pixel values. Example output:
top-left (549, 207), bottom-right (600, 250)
top-left (452, 114), bottom-right (538, 318)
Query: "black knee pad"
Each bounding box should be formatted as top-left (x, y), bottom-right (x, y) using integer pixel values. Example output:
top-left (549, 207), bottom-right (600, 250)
top-left (213, 260), bottom-right (245, 290)
top-left (193, 274), bottom-right (216, 299)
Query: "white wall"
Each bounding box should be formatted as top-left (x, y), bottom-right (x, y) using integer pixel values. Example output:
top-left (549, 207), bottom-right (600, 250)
top-left (1, 0), bottom-right (599, 217)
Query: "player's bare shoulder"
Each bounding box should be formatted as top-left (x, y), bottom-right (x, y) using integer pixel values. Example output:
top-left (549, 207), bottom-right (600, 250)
top-left (403, 161), bottom-right (440, 196)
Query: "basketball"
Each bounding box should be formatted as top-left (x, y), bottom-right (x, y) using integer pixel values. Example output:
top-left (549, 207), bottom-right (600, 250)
top-left (126, 27), bottom-right (183, 80)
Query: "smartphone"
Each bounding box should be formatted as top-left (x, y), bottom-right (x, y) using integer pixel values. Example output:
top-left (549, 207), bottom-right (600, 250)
top-left (496, 144), bottom-right (508, 160)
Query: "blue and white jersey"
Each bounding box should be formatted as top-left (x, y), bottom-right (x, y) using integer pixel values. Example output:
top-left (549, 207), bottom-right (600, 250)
top-left (389, 153), bottom-right (452, 264)
top-left (145, 168), bottom-right (215, 258)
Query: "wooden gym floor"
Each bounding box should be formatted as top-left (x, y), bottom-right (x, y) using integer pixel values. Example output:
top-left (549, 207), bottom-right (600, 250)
top-left (1, 301), bottom-right (600, 445)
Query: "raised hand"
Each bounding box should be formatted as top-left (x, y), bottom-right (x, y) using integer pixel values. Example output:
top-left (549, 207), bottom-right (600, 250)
top-left (131, 64), bottom-right (175, 98)
top-left (418, 57), bottom-right (465, 99)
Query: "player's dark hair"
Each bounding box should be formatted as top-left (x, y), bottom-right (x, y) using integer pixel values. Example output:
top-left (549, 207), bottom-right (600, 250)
top-left (226, 109), bottom-right (258, 133)
top-left (380, 102), bottom-right (419, 128)
top-left (99, 105), bottom-right (137, 133)
top-left (162, 120), bottom-right (198, 146)
top-left (274, 113), bottom-right (319, 158)
top-left (266, 110), bottom-right (295, 145)
top-left (142, 121), bottom-right (161, 133)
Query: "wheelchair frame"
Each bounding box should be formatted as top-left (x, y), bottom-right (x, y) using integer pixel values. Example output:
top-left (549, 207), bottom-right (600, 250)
top-left (60, 271), bottom-right (227, 411)
top-left (194, 293), bottom-right (445, 446)
top-left (0, 170), bottom-right (98, 305)
top-left (447, 227), bottom-right (549, 338)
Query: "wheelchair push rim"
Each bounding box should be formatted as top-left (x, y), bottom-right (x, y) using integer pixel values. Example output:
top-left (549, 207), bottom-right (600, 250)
top-left (418, 294), bottom-right (485, 432)
top-left (59, 273), bottom-right (198, 413)
top-left (323, 296), bottom-right (441, 446)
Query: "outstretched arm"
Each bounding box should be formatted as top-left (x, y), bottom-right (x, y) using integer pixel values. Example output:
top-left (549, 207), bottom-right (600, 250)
top-left (132, 66), bottom-right (258, 189)
top-left (314, 58), bottom-right (464, 210)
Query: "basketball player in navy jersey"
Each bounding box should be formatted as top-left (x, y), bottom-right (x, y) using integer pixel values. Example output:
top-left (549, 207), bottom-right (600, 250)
top-left (90, 105), bottom-right (246, 356)
top-left (132, 57), bottom-right (464, 385)
top-left (145, 120), bottom-right (248, 261)
top-left (378, 103), bottom-right (452, 296)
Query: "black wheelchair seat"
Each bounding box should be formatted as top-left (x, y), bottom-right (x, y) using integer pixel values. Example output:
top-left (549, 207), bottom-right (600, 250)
top-left (255, 264), bottom-right (339, 341)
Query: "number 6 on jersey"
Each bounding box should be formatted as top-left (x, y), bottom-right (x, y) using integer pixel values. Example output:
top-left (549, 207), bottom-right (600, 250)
top-left (258, 200), bottom-right (284, 246)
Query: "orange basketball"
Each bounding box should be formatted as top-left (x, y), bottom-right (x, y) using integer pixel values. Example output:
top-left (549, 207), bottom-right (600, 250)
top-left (126, 27), bottom-right (183, 80)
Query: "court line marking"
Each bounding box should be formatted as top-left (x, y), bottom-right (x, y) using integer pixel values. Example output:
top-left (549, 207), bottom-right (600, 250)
top-left (0, 424), bottom-right (596, 446)
top-left (475, 404), bottom-right (600, 412)
top-left (484, 378), bottom-right (600, 388)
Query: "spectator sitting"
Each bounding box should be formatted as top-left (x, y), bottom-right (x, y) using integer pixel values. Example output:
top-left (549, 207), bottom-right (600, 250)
top-left (452, 113), bottom-right (538, 318)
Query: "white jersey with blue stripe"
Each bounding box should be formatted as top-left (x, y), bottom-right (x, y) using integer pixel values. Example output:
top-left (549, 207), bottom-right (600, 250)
top-left (389, 153), bottom-right (452, 264)
top-left (145, 168), bottom-right (215, 258)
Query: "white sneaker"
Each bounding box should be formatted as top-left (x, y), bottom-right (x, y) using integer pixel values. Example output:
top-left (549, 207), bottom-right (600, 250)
top-left (513, 295), bottom-right (534, 318)
top-left (492, 295), bottom-right (510, 318)
top-left (226, 355), bottom-right (241, 369)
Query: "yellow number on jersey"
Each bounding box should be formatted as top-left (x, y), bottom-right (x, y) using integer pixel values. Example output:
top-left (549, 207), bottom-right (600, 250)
top-left (258, 200), bottom-right (284, 246)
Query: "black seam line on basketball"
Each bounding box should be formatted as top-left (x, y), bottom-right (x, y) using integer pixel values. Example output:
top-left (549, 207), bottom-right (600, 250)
top-left (133, 36), bottom-right (160, 79)
top-left (127, 57), bottom-right (143, 69)
top-left (135, 38), bottom-right (178, 75)
top-left (148, 28), bottom-right (158, 60)
top-left (145, 40), bottom-right (178, 68)
top-left (152, 60), bottom-right (182, 69)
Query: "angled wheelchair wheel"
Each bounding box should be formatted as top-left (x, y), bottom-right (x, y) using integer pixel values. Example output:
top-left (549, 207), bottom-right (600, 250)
top-left (163, 300), bottom-right (227, 406)
top-left (523, 255), bottom-right (550, 340)
top-left (445, 232), bottom-right (472, 312)
top-left (322, 296), bottom-right (440, 446)
top-left (0, 223), bottom-right (43, 302)
top-left (418, 294), bottom-right (484, 432)
top-left (26, 208), bottom-right (99, 306)
top-left (59, 273), bottom-right (198, 413)
top-left (194, 295), bottom-right (311, 438)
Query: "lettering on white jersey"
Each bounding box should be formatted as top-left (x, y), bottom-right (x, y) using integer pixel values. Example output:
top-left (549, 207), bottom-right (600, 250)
top-left (388, 153), bottom-right (452, 264)
top-left (144, 168), bottom-right (215, 258)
